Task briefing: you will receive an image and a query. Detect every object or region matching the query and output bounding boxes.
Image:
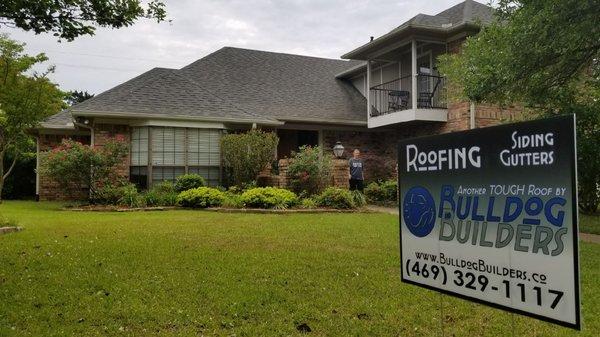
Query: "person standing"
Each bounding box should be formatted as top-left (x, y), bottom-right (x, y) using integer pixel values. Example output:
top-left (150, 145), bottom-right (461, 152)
top-left (348, 149), bottom-right (364, 191)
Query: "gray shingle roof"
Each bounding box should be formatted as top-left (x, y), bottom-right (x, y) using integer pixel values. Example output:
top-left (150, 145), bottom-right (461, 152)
top-left (341, 0), bottom-right (494, 60)
top-left (41, 48), bottom-right (367, 128)
top-left (388, 0), bottom-right (493, 34)
top-left (180, 47), bottom-right (366, 123)
top-left (68, 66), bottom-right (278, 124)
top-left (40, 110), bottom-right (74, 129)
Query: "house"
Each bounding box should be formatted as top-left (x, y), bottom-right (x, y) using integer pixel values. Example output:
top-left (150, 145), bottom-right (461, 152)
top-left (35, 0), bottom-right (521, 200)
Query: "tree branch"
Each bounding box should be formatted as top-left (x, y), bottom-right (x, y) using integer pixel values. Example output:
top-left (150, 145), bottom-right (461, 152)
top-left (3, 153), bottom-right (18, 180)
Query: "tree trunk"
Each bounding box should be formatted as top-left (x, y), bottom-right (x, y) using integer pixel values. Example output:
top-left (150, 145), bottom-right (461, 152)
top-left (0, 153), bottom-right (18, 204)
top-left (0, 154), bottom-right (3, 203)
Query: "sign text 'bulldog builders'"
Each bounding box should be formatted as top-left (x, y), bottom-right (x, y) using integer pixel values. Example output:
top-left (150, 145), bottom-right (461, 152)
top-left (398, 115), bottom-right (580, 329)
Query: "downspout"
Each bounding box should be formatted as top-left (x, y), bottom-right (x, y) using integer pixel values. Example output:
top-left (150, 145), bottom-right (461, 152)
top-left (469, 101), bottom-right (476, 129)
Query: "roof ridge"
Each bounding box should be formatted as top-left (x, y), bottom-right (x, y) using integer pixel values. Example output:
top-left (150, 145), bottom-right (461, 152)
top-left (218, 46), bottom-right (352, 63)
top-left (182, 46), bottom-right (355, 71)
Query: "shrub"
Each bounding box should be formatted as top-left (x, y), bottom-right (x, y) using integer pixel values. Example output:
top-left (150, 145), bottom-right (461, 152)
top-left (316, 187), bottom-right (355, 209)
top-left (364, 179), bottom-right (398, 203)
top-left (177, 187), bottom-right (226, 208)
top-left (174, 174), bottom-right (206, 192)
top-left (240, 187), bottom-right (299, 209)
top-left (222, 192), bottom-right (243, 208)
top-left (40, 138), bottom-right (128, 201)
top-left (380, 180), bottom-right (398, 201)
top-left (351, 190), bottom-right (367, 207)
top-left (287, 145), bottom-right (332, 196)
top-left (221, 130), bottom-right (279, 186)
top-left (93, 183), bottom-right (125, 205)
top-left (364, 182), bottom-right (386, 202)
top-left (145, 181), bottom-right (178, 206)
top-left (118, 183), bottom-right (144, 208)
top-left (300, 198), bottom-right (317, 209)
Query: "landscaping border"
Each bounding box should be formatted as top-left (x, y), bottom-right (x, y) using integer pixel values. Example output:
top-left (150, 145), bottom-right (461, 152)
top-left (62, 206), bottom-right (373, 213)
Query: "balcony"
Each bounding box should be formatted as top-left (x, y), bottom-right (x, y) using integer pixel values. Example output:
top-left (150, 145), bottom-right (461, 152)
top-left (341, 39), bottom-right (450, 128)
top-left (369, 74), bottom-right (446, 117)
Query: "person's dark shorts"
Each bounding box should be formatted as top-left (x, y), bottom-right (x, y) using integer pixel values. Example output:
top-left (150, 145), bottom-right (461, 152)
top-left (349, 178), bottom-right (364, 191)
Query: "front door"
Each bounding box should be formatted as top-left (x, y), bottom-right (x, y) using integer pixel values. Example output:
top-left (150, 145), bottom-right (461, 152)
top-left (277, 129), bottom-right (319, 158)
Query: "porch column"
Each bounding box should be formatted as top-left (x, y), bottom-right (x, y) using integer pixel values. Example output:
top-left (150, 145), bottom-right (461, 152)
top-left (411, 39), bottom-right (418, 110)
top-left (366, 60), bottom-right (371, 118)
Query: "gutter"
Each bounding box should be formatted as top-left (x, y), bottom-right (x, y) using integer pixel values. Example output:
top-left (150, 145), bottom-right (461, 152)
top-left (278, 116), bottom-right (367, 127)
top-left (70, 110), bottom-right (284, 126)
top-left (341, 22), bottom-right (481, 60)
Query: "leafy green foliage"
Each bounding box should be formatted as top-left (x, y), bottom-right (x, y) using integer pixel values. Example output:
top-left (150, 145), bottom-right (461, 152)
top-left (438, 0), bottom-right (600, 213)
top-left (350, 190), bottom-right (367, 208)
top-left (221, 130), bottom-right (279, 186)
top-left (65, 90), bottom-right (94, 106)
top-left (0, 34), bottom-right (64, 201)
top-left (0, 1), bottom-right (168, 41)
top-left (364, 180), bottom-right (398, 203)
top-left (222, 192), bottom-right (243, 209)
top-left (177, 187), bottom-right (226, 208)
top-left (117, 183), bottom-right (144, 208)
top-left (174, 174), bottom-right (206, 192)
top-left (300, 198), bottom-right (317, 209)
top-left (144, 181), bottom-right (178, 207)
top-left (240, 187), bottom-right (298, 209)
top-left (287, 145), bottom-right (332, 196)
top-left (1, 150), bottom-right (35, 200)
top-left (40, 139), bottom-right (129, 201)
top-left (316, 187), bottom-right (356, 209)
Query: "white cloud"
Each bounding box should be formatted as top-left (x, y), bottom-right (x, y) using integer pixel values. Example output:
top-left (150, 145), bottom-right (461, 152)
top-left (2, 0), bottom-right (462, 93)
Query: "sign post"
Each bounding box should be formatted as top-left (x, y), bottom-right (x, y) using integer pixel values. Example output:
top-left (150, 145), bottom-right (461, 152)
top-left (398, 115), bottom-right (581, 329)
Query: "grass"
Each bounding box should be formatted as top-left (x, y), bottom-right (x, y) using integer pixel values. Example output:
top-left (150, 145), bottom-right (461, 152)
top-left (580, 213), bottom-right (600, 235)
top-left (0, 201), bottom-right (598, 336)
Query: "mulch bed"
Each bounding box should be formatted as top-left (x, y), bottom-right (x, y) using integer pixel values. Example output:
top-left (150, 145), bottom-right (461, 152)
top-left (62, 205), bottom-right (372, 213)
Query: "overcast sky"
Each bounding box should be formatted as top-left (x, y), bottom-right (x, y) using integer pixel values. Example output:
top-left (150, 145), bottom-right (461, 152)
top-left (3, 0), bottom-right (464, 94)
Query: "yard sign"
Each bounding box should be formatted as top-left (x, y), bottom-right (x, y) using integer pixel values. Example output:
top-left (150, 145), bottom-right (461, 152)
top-left (398, 115), bottom-right (581, 329)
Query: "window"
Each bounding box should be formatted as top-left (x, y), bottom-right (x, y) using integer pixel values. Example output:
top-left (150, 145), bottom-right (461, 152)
top-left (152, 127), bottom-right (185, 166)
top-left (130, 166), bottom-right (148, 190)
top-left (130, 126), bottom-right (221, 188)
top-left (188, 166), bottom-right (220, 187)
top-left (131, 127), bottom-right (148, 166)
top-left (152, 166), bottom-right (185, 184)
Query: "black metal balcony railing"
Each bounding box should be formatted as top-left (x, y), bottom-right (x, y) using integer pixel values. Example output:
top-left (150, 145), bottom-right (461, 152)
top-left (369, 74), bottom-right (447, 117)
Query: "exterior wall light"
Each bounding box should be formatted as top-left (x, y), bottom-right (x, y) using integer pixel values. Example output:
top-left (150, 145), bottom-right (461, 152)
top-left (333, 141), bottom-right (345, 158)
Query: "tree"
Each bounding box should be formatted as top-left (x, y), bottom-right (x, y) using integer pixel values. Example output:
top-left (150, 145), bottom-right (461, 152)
top-left (287, 145), bottom-right (332, 196)
top-left (221, 130), bottom-right (279, 186)
top-left (66, 90), bottom-right (94, 106)
top-left (0, 1), bottom-right (167, 41)
top-left (0, 34), bottom-right (65, 202)
top-left (438, 0), bottom-right (600, 213)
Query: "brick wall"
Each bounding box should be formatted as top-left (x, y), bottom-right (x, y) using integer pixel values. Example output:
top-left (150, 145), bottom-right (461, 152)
top-left (93, 124), bottom-right (131, 181)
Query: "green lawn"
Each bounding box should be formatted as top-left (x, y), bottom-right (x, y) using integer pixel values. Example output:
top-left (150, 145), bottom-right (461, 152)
top-left (580, 213), bottom-right (600, 235)
top-left (0, 201), bottom-right (598, 336)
